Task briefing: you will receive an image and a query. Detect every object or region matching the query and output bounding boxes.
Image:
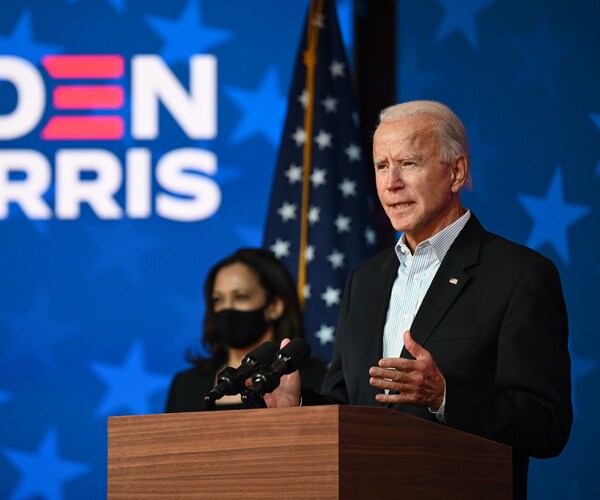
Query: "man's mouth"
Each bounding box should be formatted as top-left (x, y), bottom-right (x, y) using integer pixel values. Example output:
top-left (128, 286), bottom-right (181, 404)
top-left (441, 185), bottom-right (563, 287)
top-left (390, 202), bottom-right (414, 210)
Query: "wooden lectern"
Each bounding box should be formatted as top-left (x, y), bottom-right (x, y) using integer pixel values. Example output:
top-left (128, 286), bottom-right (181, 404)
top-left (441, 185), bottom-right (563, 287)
top-left (108, 405), bottom-right (511, 499)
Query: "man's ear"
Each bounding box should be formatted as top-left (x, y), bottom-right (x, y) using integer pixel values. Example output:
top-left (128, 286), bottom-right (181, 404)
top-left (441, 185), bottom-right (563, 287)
top-left (450, 155), bottom-right (468, 193)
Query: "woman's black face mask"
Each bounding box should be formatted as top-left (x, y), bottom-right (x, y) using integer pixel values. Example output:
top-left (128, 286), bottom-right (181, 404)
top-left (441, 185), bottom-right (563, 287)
top-left (215, 306), bottom-right (268, 349)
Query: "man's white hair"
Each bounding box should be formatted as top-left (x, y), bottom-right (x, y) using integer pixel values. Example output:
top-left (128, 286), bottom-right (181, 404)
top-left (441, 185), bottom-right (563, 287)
top-left (378, 100), bottom-right (471, 187)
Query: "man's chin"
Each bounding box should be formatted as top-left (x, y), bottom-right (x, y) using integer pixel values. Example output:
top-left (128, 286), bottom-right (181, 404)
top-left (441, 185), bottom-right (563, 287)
top-left (389, 219), bottom-right (413, 233)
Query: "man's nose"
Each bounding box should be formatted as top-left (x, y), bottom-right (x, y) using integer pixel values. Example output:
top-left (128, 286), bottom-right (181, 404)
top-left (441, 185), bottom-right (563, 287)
top-left (386, 165), bottom-right (405, 190)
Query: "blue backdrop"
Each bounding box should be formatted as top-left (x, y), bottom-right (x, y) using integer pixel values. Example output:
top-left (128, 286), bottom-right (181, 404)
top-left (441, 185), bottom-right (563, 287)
top-left (0, 0), bottom-right (597, 498)
top-left (394, 2), bottom-right (598, 498)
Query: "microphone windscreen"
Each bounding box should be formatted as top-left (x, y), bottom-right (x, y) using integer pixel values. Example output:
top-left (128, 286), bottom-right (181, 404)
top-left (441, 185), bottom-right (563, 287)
top-left (279, 337), bottom-right (311, 372)
top-left (248, 341), bottom-right (278, 364)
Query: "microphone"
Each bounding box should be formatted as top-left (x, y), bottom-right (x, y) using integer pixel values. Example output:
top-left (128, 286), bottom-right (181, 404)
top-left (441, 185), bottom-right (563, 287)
top-left (205, 341), bottom-right (278, 404)
top-left (242, 337), bottom-right (311, 402)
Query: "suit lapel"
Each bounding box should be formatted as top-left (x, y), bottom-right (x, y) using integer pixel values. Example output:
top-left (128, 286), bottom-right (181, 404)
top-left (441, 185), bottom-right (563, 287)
top-left (371, 250), bottom-right (400, 357)
top-left (402, 216), bottom-right (485, 357)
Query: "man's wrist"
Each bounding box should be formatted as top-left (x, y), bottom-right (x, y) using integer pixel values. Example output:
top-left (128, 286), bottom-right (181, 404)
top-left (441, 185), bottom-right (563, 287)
top-left (428, 380), bottom-right (446, 422)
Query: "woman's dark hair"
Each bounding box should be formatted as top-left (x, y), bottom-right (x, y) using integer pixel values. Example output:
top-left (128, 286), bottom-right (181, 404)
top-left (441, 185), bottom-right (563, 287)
top-left (188, 248), bottom-right (304, 371)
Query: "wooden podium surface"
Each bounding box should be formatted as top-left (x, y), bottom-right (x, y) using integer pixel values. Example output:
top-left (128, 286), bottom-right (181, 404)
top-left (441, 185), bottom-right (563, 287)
top-left (108, 405), bottom-right (511, 499)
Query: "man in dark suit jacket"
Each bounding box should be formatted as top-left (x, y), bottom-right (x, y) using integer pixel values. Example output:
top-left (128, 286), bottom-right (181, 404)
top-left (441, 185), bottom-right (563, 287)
top-left (265, 100), bottom-right (572, 499)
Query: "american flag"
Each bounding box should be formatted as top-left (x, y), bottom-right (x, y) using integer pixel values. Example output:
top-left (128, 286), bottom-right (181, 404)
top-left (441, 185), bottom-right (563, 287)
top-left (263, 0), bottom-right (380, 362)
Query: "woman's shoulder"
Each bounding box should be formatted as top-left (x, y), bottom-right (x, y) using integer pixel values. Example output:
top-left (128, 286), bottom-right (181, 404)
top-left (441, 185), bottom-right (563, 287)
top-left (171, 364), bottom-right (215, 386)
top-left (166, 364), bottom-right (217, 413)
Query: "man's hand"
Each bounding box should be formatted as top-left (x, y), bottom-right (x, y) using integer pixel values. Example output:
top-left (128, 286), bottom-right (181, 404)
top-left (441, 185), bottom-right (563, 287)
top-left (262, 338), bottom-right (302, 408)
top-left (369, 330), bottom-right (445, 410)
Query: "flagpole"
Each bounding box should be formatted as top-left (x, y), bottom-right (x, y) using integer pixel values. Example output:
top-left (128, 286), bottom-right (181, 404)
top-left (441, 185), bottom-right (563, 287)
top-left (297, 0), bottom-right (324, 306)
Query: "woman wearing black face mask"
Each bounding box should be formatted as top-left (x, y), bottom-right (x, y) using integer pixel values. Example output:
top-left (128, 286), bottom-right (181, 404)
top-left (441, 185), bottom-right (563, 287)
top-left (165, 248), bottom-right (327, 412)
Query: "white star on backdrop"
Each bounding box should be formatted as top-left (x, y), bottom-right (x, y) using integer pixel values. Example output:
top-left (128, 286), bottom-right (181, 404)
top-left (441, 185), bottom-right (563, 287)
top-left (334, 214), bottom-right (351, 233)
top-left (329, 60), bottom-right (345, 78)
top-left (322, 95), bottom-right (338, 113)
top-left (314, 130), bottom-right (333, 150)
top-left (315, 324), bottom-right (336, 345)
top-left (321, 286), bottom-right (341, 307)
top-left (327, 250), bottom-right (345, 269)
top-left (292, 127), bottom-right (307, 146)
top-left (364, 227), bottom-right (377, 245)
top-left (270, 239), bottom-right (291, 258)
top-left (277, 202), bottom-right (297, 222)
top-left (305, 245), bottom-right (316, 262)
top-left (344, 143), bottom-right (362, 162)
top-left (310, 168), bottom-right (327, 187)
top-left (338, 178), bottom-right (357, 197)
top-left (284, 164), bottom-right (303, 184)
top-left (298, 89), bottom-right (309, 108)
top-left (308, 206), bottom-right (321, 224)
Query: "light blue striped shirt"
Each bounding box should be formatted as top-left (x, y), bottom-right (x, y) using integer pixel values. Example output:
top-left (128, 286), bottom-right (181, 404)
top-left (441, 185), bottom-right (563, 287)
top-left (382, 210), bottom-right (471, 420)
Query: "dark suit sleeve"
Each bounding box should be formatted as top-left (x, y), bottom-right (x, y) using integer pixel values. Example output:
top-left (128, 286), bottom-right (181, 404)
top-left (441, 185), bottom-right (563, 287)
top-left (444, 256), bottom-right (572, 459)
top-left (305, 271), bottom-right (355, 406)
top-left (313, 250), bottom-right (396, 407)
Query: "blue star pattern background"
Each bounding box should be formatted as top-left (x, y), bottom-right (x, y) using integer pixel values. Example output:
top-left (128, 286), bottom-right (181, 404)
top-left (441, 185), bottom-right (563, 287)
top-left (397, 0), bottom-right (599, 497)
top-left (0, 0), bottom-right (597, 498)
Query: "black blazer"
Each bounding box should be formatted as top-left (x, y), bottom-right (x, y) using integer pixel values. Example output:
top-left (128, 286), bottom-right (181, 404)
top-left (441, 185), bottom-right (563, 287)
top-left (316, 215), bottom-right (572, 499)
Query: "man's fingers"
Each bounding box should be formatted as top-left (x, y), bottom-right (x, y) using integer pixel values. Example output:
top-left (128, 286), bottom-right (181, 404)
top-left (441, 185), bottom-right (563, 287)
top-left (369, 367), bottom-right (411, 392)
top-left (372, 359), bottom-right (416, 375)
top-left (376, 357), bottom-right (414, 372)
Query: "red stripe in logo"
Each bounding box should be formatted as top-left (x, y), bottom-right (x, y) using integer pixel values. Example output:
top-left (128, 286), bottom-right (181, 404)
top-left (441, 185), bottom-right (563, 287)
top-left (42, 55), bottom-right (124, 79)
top-left (53, 85), bottom-right (124, 110)
top-left (41, 116), bottom-right (124, 140)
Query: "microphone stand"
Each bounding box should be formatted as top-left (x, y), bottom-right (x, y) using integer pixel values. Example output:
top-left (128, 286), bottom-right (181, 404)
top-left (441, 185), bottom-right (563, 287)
top-left (204, 394), bottom-right (216, 411)
top-left (241, 391), bottom-right (266, 409)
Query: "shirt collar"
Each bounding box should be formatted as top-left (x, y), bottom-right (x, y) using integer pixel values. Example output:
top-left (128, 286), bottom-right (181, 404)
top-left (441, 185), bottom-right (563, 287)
top-left (395, 209), bottom-right (471, 264)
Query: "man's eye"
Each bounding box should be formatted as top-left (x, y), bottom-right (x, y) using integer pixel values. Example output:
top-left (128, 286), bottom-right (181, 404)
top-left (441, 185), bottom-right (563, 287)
top-left (375, 163), bottom-right (387, 171)
top-left (401, 160), bottom-right (422, 171)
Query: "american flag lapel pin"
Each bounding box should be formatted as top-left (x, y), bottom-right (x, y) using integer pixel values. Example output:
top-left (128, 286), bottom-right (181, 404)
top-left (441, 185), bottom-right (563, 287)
top-left (449, 277), bottom-right (459, 285)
